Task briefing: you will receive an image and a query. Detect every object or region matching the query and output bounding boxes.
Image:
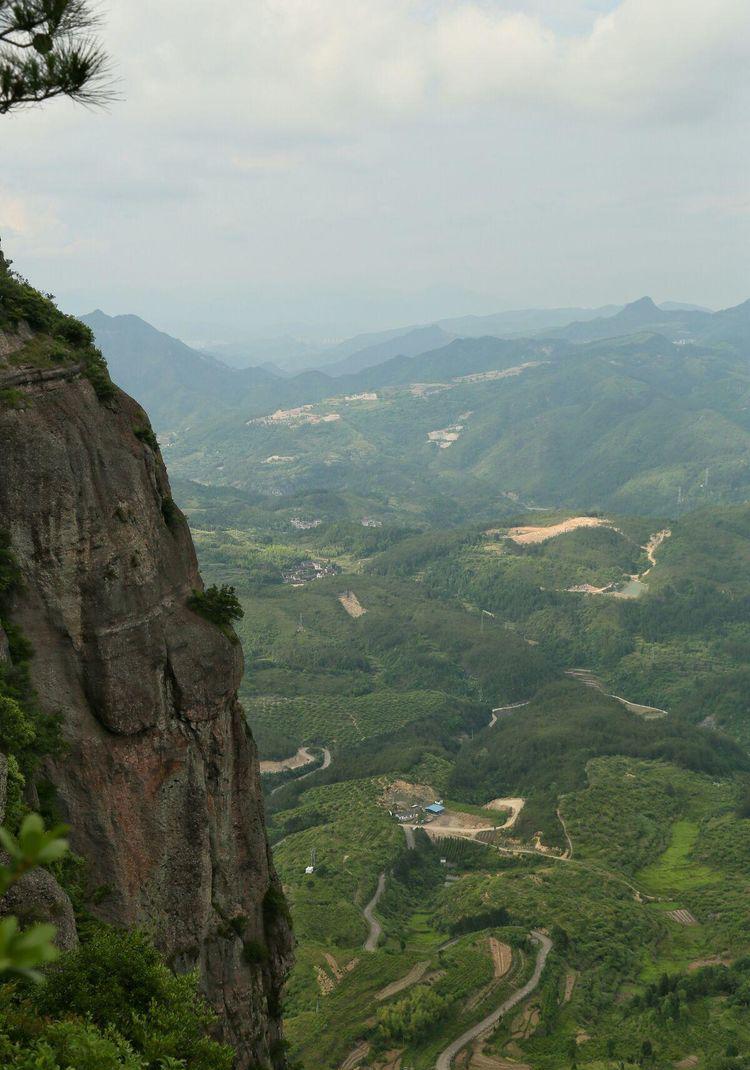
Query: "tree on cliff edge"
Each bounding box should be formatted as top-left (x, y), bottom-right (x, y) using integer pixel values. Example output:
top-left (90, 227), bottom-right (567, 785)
top-left (0, 0), bottom-right (110, 113)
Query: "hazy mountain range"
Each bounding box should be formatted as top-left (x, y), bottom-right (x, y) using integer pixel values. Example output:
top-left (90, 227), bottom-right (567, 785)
top-left (83, 295), bottom-right (750, 517)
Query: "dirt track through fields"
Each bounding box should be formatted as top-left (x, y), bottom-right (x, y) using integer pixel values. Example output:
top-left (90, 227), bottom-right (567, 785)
top-left (340, 1041), bottom-right (371, 1070)
top-left (556, 807), bottom-right (574, 858)
top-left (565, 669), bottom-right (667, 719)
top-left (489, 938), bottom-right (512, 979)
top-left (376, 961), bottom-right (430, 1001)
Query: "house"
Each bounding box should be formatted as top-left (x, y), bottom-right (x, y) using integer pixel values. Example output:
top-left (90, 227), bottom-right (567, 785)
top-left (425, 803), bottom-right (445, 816)
top-left (392, 808), bottom-right (420, 823)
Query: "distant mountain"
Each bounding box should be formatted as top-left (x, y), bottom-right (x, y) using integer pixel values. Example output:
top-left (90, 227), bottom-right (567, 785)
top-left (546, 296), bottom-right (750, 348)
top-left (660, 301), bottom-right (713, 313)
top-left (197, 335), bottom-right (326, 371)
top-left (435, 304), bottom-right (622, 337)
top-left (306, 306), bottom-right (622, 375)
top-left (332, 335), bottom-right (554, 392)
top-left (81, 310), bottom-right (248, 426)
top-left (164, 324), bottom-right (750, 518)
top-left (319, 324), bottom-right (455, 377)
top-left (543, 296), bottom-right (743, 345)
top-left (83, 310), bottom-right (335, 430)
top-left (698, 298), bottom-right (750, 346)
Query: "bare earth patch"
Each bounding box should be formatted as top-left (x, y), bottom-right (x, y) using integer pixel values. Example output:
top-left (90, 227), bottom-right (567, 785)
top-left (489, 937), bottom-right (512, 979)
top-left (339, 590), bottom-right (367, 618)
top-left (470, 1057), bottom-right (530, 1070)
top-left (259, 746), bottom-right (315, 774)
top-left (484, 797), bottom-right (525, 829)
top-left (381, 780), bottom-right (438, 810)
top-left (504, 516), bottom-right (610, 545)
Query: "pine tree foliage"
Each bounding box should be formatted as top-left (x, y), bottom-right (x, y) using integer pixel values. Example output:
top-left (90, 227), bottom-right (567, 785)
top-left (0, 0), bottom-right (110, 113)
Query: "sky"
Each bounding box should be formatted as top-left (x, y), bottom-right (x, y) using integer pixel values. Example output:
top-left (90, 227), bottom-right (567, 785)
top-left (0, 0), bottom-right (748, 344)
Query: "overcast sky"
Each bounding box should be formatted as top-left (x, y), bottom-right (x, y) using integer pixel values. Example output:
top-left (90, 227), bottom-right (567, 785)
top-left (0, 0), bottom-right (748, 342)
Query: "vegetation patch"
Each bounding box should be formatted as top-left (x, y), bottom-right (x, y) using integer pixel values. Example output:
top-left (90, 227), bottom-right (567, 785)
top-left (638, 821), bottom-right (721, 896)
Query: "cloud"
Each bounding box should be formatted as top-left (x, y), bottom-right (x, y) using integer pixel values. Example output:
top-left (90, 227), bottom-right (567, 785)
top-left (1, 0), bottom-right (748, 329)
top-left (106, 0), bottom-right (750, 130)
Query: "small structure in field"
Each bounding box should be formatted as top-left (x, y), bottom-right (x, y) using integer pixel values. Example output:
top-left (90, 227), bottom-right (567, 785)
top-left (391, 808), bottom-right (421, 823)
top-left (425, 802), bottom-right (445, 817)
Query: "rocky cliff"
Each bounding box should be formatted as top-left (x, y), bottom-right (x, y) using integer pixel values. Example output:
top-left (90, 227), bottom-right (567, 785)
top-left (0, 321), bottom-right (292, 1066)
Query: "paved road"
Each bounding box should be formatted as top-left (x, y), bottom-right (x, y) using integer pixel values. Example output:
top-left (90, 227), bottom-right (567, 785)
top-left (403, 825), bottom-right (415, 850)
top-left (363, 872), bottom-right (386, 952)
top-left (435, 930), bottom-right (553, 1070)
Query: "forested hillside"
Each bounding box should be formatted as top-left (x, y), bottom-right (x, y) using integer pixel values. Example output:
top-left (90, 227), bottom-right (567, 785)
top-left (182, 484), bottom-right (750, 1070)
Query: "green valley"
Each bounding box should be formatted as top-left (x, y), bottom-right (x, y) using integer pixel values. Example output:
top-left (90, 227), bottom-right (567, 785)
top-left (181, 483), bottom-right (750, 1070)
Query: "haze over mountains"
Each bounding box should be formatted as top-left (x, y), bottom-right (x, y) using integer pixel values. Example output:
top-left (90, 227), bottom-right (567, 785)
top-left (181, 301), bottom-right (716, 375)
top-left (84, 295), bottom-right (750, 518)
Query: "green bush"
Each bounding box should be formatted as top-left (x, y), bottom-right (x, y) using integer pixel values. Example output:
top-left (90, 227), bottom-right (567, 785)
top-left (262, 885), bottom-right (291, 929)
top-left (0, 1015), bottom-right (145, 1069)
top-left (0, 265), bottom-right (115, 403)
top-left (242, 939), bottom-right (268, 965)
top-left (376, 984), bottom-right (451, 1044)
top-left (134, 426), bottom-right (160, 453)
top-left (33, 928), bottom-right (233, 1070)
top-left (187, 585), bottom-right (243, 630)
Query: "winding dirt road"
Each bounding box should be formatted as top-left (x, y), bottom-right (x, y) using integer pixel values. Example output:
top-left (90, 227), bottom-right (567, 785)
top-left (556, 807), bottom-right (574, 859)
top-left (565, 670), bottom-right (667, 719)
top-left (489, 701), bottom-right (529, 728)
top-left (435, 930), bottom-right (553, 1070)
top-left (363, 872), bottom-right (386, 952)
top-left (269, 746), bottom-right (332, 797)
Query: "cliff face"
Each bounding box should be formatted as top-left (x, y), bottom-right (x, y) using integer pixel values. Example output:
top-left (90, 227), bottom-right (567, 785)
top-left (0, 340), bottom-right (292, 1066)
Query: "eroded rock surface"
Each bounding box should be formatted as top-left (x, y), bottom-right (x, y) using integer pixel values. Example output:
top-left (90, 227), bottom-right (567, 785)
top-left (0, 357), bottom-right (292, 1067)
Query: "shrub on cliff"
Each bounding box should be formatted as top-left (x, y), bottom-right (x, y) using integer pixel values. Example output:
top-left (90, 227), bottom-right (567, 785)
top-left (187, 585), bottom-right (243, 632)
top-left (0, 257), bottom-right (115, 402)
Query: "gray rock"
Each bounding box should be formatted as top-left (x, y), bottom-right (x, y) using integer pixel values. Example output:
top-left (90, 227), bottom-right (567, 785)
top-left (1, 866), bottom-right (78, 952)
